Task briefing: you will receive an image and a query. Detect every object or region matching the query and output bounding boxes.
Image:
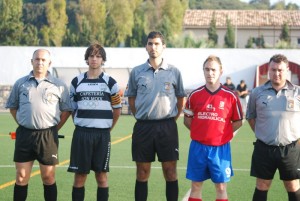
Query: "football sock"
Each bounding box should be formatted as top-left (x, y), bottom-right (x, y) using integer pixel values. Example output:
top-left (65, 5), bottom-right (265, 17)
top-left (43, 182), bottom-right (57, 201)
top-left (166, 180), bottom-right (178, 201)
top-left (288, 188), bottom-right (300, 201)
top-left (135, 180), bottom-right (148, 201)
top-left (72, 186), bottom-right (85, 201)
top-left (97, 187), bottom-right (109, 201)
top-left (216, 199), bottom-right (228, 201)
top-left (252, 187), bottom-right (268, 201)
top-left (14, 183), bottom-right (28, 201)
top-left (188, 198), bottom-right (202, 201)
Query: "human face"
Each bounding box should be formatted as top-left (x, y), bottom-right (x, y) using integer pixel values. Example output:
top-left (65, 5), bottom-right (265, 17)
top-left (203, 60), bottom-right (222, 85)
top-left (268, 61), bottom-right (289, 88)
top-left (146, 38), bottom-right (165, 59)
top-left (87, 53), bottom-right (103, 69)
top-left (31, 49), bottom-right (51, 77)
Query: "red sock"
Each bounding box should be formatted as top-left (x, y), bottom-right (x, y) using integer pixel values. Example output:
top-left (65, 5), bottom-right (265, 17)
top-left (188, 197), bottom-right (202, 201)
top-left (216, 199), bottom-right (228, 201)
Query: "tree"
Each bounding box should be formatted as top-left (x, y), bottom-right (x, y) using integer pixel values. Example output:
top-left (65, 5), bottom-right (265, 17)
top-left (76, 0), bottom-right (106, 45)
top-left (159, 0), bottom-right (188, 46)
top-left (23, 3), bottom-right (47, 30)
top-left (125, 1), bottom-right (147, 47)
top-left (245, 37), bottom-right (254, 48)
top-left (285, 3), bottom-right (299, 10)
top-left (0, 0), bottom-right (24, 45)
top-left (271, 1), bottom-right (285, 10)
top-left (224, 17), bottom-right (235, 48)
top-left (20, 24), bottom-right (39, 45)
top-left (44, 0), bottom-right (68, 46)
top-left (105, 0), bottom-right (138, 47)
top-left (280, 22), bottom-right (291, 44)
top-left (249, 0), bottom-right (270, 9)
top-left (189, 0), bottom-right (251, 10)
top-left (255, 35), bottom-right (265, 48)
top-left (208, 12), bottom-right (218, 47)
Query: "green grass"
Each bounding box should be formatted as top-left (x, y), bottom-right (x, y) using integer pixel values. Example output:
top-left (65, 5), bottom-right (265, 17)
top-left (0, 113), bottom-right (289, 201)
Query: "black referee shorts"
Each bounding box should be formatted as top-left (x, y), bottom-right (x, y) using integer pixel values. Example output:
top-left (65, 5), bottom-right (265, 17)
top-left (251, 139), bottom-right (300, 180)
top-left (132, 118), bottom-right (179, 162)
top-left (14, 125), bottom-right (59, 165)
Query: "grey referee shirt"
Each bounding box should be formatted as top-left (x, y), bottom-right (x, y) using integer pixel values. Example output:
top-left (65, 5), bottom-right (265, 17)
top-left (6, 71), bottom-right (73, 129)
top-left (246, 80), bottom-right (300, 146)
top-left (125, 60), bottom-right (186, 120)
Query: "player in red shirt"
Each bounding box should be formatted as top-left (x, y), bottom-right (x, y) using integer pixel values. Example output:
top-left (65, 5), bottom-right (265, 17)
top-left (183, 55), bottom-right (243, 201)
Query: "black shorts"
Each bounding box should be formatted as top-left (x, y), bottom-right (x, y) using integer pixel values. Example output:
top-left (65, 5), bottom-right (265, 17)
top-left (132, 118), bottom-right (179, 162)
top-left (14, 125), bottom-right (59, 165)
top-left (68, 126), bottom-right (111, 174)
top-left (251, 139), bottom-right (300, 180)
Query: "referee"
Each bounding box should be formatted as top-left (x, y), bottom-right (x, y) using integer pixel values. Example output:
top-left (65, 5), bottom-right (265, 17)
top-left (6, 49), bottom-right (73, 201)
top-left (247, 54), bottom-right (300, 201)
top-left (124, 31), bottom-right (186, 201)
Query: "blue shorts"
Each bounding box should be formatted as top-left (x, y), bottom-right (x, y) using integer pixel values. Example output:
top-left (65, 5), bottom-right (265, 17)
top-left (186, 140), bottom-right (233, 183)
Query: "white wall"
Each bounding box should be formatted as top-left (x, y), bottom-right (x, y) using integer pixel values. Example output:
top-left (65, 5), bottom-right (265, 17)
top-left (1, 46), bottom-right (299, 90)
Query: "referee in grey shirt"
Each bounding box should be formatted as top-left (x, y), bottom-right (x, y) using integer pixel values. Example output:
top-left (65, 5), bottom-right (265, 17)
top-left (125, 31), bottom-right (185, 201)
top-left (247, 54), bottom-right (300, 201)
top-left (6, 49), bottom-right (73, 201)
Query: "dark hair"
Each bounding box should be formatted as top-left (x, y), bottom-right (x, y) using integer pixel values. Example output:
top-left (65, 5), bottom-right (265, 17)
top-left (84, 43), bottom-right (106, 62)
top-left (269, 54), bottom-right (288, 66)
top-left (203, 55), bottom-right (222, 70)
top-left (146, 31), bottom-right (165, 45)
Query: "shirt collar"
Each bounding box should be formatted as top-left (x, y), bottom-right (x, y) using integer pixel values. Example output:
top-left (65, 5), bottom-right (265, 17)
top-left (146, 58), bottom-right (168, 71)
top-left (263, 80), bottom-right (295, 91)
top-left (27, 70), bottom-right (54, 83)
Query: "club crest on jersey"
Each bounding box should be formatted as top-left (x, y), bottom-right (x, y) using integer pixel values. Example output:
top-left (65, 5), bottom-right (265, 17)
top-left (206, 104), bottom-right (215, 111)
top-left (219, 101), bottom-right (225, 110)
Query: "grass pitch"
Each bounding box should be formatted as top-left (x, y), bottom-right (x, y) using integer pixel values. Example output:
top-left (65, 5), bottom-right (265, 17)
top-left (0, 113), bottom-right (288, 201)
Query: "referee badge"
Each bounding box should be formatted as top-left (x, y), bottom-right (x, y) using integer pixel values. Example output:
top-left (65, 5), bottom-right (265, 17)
top-left (164, 82), bottom-right (171, 91)
top-left (286, 96), bottom-right (300, 111)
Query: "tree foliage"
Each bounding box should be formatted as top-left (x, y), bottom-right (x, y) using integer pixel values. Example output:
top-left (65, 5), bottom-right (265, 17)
top-left (44, 0), bottom-right (68, 46)
top-left (0, 0), bottom-right (299, 47)
top-left (208, 12), bottom-right (218, 47)
top-left (0, 0), bottom-right (24, 45)
top-left (189, 0), bottom-right (251, 9)
top-left (280, 22), bottom-right (291, 44)
top-left (105, 0), bottom-right (135, 47)
top-left (77, 0), bottom-right (106, 45)
top-left (224, 17), bottom-right (235, 48)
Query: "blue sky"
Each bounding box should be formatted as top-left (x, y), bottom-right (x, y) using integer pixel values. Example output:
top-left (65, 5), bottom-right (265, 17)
top-left (240, 0), bottom-right (300, 6)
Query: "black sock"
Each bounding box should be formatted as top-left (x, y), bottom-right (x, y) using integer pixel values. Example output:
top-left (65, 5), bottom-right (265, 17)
top-left (166, 180), bottom-right (178, 201)
top-left (44, 182), bottom-right (57, 201)
top-left (288, 189), bottom-right (300, 201)
top-left (14, 183), bottom-right (28, 201)
top-left (252, 188), bottom-right (268, 201)
top-left (72, 186), bottom-right (85, 201)
top-left (97, 187), bottom-right (109, 201)
top-left (135, 180), bottom-right (148, 201)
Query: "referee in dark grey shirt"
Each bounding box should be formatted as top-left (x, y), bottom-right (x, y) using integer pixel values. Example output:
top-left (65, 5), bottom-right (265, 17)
top-left (6, 49), bottom-right (72, 201)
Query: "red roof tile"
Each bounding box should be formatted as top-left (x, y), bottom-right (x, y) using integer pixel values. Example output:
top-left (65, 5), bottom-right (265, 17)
top-left (183, 10), bottom-right (300, 27)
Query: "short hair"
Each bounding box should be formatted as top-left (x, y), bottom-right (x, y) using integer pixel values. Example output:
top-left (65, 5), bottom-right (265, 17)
top-left (84, 43), bottom-right (106, 62)
top-left (146, 31), bottom-right (165, 45)
top-left (203, 55), bottom-right (222, 70)
top-left (32, 49), bottom-right (51, 59)
top-left (269, 54), bottom-right (288, 66)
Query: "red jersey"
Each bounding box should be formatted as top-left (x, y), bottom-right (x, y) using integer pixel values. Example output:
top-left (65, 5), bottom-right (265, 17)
top-left (184, 85), bottom-right (243, 146)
